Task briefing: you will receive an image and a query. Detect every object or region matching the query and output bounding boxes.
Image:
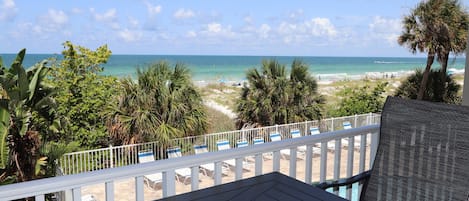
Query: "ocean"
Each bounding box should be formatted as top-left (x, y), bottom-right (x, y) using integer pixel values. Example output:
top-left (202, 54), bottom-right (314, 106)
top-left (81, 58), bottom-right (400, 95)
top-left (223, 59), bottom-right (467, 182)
top-left (0, 54), bottom-right (465, 83)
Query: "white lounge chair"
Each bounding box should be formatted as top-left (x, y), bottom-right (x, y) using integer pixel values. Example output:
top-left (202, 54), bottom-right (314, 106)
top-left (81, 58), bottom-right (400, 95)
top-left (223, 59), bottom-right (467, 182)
top-left (137, 151), bottom-right (162, 189)
top-left (269, 133), bottom-right (303, 160)
top-left (166, 147), bottom-right (192, 184)
top-left (290, 129), bottom-right (321, 155)
top-left (216, 140), bottom-right (251, 171)
top-left (193, 144), bottom-right (229, 177)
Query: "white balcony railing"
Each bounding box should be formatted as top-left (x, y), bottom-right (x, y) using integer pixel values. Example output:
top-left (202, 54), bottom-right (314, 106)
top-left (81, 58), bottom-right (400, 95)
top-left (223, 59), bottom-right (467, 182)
top-left (0, 124), bottom-right (379, 201)
top-left (59, 113), bottom-right (381, 175)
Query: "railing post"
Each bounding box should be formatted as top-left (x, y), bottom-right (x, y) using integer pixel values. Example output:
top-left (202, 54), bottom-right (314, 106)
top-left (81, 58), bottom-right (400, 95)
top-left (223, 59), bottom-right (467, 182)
top-left (109, 145), bottom-right (114, 168)
top-left (331, 117), bottom-right (335, 132)
top-left (275, 124), bottom-right (278, 134)
top-left (354, 114), bottom-right (358, 127)
top-left (304, 120), bottom-right (308, 135)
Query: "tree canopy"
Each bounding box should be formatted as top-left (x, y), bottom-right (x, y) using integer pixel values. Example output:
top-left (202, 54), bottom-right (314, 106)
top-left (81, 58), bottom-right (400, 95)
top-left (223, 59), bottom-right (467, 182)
top-left (236, 59), bottom-right (323, 128)
top-left (106, 61), bottom-right (208, 145)
top-left (49, 41), bottom-right (118, 148)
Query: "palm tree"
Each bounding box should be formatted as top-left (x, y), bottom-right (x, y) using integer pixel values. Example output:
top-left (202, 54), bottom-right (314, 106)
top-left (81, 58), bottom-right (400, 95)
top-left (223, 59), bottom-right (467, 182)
top-left (106, 61), bottom-right (208, 146)
top-left (236, 59), bottom-right (323, 129)
top-left (0, 49), bottom-right (58, 183)
top-left (398, 0), bottom-right (469, 100)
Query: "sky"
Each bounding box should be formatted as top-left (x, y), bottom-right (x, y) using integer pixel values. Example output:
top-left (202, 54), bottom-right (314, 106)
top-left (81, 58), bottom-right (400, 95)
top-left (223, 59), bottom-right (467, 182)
top-left (0, 0), bottom-right (468, 56)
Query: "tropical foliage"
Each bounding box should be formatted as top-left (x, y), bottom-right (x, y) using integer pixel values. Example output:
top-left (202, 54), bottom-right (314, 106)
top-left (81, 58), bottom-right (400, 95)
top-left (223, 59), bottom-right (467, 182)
top-left (106, 61), bottom-right (208, 145)
top-left (394, 69), bottom-right (460, 103)
top-left (49, 41), bottom-right (118, 148)
top-left (398, 0), bottom-right (469, 100)
top-left (0, 49), bottom-right (59, 183)
top-left (330, 82), bottom-right (388, 117)
top-left (236, 59), bottom-right (324, 128)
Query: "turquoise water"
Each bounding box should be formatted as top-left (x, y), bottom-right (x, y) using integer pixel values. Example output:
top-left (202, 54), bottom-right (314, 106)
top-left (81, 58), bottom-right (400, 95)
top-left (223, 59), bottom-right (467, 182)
top-left (1, 54), bottom-right (465, 82)
top-left (326, 183), bottom-right (360, 201)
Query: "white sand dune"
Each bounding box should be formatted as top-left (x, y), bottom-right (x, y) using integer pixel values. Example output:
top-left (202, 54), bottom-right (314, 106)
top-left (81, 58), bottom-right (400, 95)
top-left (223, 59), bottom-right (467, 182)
top-left (204, 100), bottom-right (237, 119)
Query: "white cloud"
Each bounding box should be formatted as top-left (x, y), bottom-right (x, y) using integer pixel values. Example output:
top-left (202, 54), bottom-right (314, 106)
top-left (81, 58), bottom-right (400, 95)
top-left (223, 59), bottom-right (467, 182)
top-left (145, 1), bottom-right (162, 17)
top-left (308, 18), bottom-right (337, 37)
top-left (276, 17), bottom-right (338, 44)
top-left (173, 8), bottom-right (195, 19)
top-left (118, 29), bottom-right (142, 42)
top-left (128, 17), bottom-right (139, 28)
top-left (186, 30), bottom-right (197, 38)
top-left (90, 8), bottom-right (120, 30)
top-left (0, 0), bottom-right (18, 21)
top-left (207, 23), bottom-right (222, 33)
top-left (369, 16), bottom-right (401, 45)
top-left (200, 22), bottom-right (236, 39)
top-left (36, 9), bottom-right (69, 33)
top-left (257, 24), bottom-right (271, 39)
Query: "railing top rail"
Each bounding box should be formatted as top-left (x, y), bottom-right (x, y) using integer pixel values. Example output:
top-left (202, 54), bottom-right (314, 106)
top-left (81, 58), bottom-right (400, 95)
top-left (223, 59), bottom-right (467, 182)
top-left (0, 124), bottom-right (379, 200)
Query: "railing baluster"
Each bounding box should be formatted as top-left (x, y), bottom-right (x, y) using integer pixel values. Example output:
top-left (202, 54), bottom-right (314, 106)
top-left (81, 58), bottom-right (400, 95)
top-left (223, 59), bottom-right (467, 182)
top-left (105, 181), bottom-right (114, 201)
top-left (135, 176), bottom-right (144, 201)
top-left (162, 170), bottom-right (176, 198)
top-left (72, 187), bottom-right (81, 201)
top-left (333, 138), bottom-right (342, 195)
top-left (320, 142), bottom-right (327, 182)
top-left (346, 136), bottom-right (355, 200)
top-left (255, 154), bottom-right (262, 176)
top-left (305, 145), bottom-right (312, 184)
top-left (359, 134), bottom-right (367, 172)
top-left (273, 150), bottom-right (280, 172)
top-left (289, 148), bottom-right (297, 178)
top-left (214, 161), bottom-right (222, 185)
top-left (191, 166), bottom-right (199, 191)
top-left (235, 158), bottom-right (243, 180)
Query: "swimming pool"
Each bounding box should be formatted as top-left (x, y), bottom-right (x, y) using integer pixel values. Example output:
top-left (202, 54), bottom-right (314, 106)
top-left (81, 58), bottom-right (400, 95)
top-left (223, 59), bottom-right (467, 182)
top-left (325, 183), bottom-right (360, 200)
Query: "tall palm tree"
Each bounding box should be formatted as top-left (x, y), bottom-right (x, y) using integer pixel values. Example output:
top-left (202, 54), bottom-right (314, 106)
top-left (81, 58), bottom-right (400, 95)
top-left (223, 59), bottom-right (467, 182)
top-left (236, 59), bottom-right (323, 128)
top-left (106, 61), bottom-right (207, 146)
top-left (398, 0), bottom-right (469, 100)
top-left (0, 49), bottom-right (58, 183)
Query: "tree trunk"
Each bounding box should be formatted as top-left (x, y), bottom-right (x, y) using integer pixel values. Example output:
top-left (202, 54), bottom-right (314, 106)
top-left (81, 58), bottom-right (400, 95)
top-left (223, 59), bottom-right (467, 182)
top-left (417, 53), bottom-right (435, 100)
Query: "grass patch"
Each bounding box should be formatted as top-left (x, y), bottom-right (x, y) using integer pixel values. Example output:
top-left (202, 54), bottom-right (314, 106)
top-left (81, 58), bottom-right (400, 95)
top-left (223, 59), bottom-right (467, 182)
top-left (205, 106), bottom-right (236, 133)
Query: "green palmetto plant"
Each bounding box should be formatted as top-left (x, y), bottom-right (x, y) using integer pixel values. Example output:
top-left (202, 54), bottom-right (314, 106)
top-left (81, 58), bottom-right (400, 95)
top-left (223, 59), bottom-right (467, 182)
top-left (0, 49), bottom-right (59, 183)
top-left (236, 59), bottom-right (324, 129)
top-left (106, 61), bottom-right (208, 146)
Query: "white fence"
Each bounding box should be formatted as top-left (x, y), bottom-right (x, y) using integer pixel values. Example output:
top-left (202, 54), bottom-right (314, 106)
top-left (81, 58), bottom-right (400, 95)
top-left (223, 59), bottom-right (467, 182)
top-left (59, 113), bottom-right (380, 175)
top-left (0, 124), bottom-right (380, 201)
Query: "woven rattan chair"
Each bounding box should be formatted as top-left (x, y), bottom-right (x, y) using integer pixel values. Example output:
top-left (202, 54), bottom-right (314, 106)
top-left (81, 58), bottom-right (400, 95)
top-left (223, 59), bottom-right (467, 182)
top-left (317, 97), bottom-right (469, 200)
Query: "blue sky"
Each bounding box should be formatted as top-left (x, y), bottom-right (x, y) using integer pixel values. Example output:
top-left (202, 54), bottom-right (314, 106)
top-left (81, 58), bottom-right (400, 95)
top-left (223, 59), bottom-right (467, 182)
top-left (0, 0), bottom-right (467, 56)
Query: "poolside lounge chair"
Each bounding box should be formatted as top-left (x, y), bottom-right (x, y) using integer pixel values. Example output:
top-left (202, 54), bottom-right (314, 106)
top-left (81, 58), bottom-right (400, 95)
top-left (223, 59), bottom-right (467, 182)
top-left (269, 133), bottom-right (303, 160)
top-left (317, 97), bottom-right (469, 200)
top-left (193, 144), bottom-right (229, 177)
top-left (166, 147), bottom-right (192, 184)
top-left (137, 151), bottom-right (162, 189)
top-left (290, 129), bottom-right (321, 155)
top-left (216, 140), bottom-right (251, 171)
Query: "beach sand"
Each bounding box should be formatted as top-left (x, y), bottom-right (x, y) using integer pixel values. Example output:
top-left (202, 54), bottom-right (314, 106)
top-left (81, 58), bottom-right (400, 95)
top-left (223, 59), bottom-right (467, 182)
top-left (81, 145), bottom-right (371, 201)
